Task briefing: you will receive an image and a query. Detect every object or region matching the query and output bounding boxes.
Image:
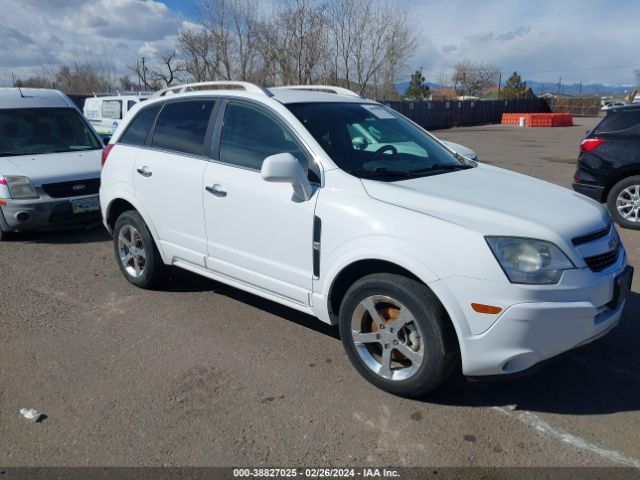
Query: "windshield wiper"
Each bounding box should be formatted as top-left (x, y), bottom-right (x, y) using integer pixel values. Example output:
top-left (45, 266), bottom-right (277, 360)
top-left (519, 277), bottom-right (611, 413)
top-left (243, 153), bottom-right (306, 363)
top-left (350, 168), bottom-right (419, 179)
top-left (407, 163), bottom-right (474, 174)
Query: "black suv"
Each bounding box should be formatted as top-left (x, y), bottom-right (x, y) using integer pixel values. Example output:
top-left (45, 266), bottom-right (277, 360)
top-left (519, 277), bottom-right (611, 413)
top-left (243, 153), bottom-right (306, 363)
top-left (573, 104), bottom-right (640, 229)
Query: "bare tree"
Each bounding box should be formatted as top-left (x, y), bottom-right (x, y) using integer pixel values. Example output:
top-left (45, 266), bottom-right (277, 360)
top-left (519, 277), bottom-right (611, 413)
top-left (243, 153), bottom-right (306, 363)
top-left (324, 0), bottom-right (417, 97)
top-left (55, 60), bottom-right (115, 94)
top-left (150, 50), bottom-right (186, 88)
top-left (452, 60), bottom-right (500, 97)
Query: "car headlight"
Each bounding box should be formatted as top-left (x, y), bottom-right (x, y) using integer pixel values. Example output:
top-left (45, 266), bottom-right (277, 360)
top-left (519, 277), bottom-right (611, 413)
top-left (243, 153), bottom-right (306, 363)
top-left (3, 176), bottom-right (39, 199)
top-left (486, 236), bottom-right (574, 284)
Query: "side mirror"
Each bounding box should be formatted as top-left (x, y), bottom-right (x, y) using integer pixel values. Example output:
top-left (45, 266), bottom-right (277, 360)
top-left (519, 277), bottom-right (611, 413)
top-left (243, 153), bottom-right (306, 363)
top-left (261, 152), bottom-right (313, 201)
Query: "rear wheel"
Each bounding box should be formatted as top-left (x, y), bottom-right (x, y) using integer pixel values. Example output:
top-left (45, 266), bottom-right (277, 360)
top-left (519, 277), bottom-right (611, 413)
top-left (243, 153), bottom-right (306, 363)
top-left (338, 273), bottom-right (458, 397)
top-left (607, 176), bottom-right (640, 230)
top-left (113, 210), bottom-right (167, 288)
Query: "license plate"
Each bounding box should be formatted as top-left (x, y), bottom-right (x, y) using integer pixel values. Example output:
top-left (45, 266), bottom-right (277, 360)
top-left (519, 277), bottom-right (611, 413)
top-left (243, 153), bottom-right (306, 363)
top-left (611, 266), bottom-right (634, 308)
top-left (71, 196), bottom-right (99, 214)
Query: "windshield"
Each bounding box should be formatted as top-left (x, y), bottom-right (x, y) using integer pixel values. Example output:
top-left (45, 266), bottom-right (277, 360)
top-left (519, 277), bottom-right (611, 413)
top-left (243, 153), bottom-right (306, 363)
top-left (0, 107), bottom-right (102, 157)
top-left (286, 102), bottom-right (474, 180)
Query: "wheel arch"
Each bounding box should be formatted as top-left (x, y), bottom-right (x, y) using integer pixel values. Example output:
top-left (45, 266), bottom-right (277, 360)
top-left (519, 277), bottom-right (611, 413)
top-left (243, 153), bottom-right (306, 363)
top-left (105, 195), bottom-right (167, 262)
top-left (604, 167), bottom-right (640, 201)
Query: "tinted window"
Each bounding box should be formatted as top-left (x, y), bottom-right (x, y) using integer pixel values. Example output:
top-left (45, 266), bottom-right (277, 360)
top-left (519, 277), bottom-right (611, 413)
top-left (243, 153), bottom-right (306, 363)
top-left (0, 108), bottom-right (101, 157)
top-left (119, 105), bottom-right (160, 146)
top-left (102, 100), bottom-right (122, 119)
top-left (151, 100), bottom-right (215, 156)
top-left (595, 109), bottom-right (640, 134)
top-left (220, 102), bottom-right (309, 170)
top-left (127, 100), bottom-right (137, 111)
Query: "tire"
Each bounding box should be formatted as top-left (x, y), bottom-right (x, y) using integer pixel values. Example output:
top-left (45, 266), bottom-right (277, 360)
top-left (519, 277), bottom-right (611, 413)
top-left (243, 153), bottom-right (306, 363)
top-left (607, 176), bottom-right (640, 230)
top-left (338, 273), bottom-right (458, 398)
top-left (113, 210), bottom-right (167, 289)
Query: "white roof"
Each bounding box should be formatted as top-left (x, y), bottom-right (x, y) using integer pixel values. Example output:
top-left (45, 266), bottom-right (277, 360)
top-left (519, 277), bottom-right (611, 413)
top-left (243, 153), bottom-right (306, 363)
top-left (0, 88), bottom-right (74, 109)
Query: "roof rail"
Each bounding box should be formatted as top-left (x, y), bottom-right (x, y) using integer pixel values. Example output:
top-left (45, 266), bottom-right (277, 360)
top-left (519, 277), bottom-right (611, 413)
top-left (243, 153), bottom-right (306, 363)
top-left (150, 81), bottom-right (273, 98)
top-left (91, 91), bottom-right (152, 98)
top-left (272, 85), bottom-right (361, 97)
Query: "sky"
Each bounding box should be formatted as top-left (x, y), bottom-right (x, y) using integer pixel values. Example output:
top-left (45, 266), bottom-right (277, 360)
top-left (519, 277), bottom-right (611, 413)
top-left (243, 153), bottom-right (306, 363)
top-left (0, 0), bottom-right (638, 87)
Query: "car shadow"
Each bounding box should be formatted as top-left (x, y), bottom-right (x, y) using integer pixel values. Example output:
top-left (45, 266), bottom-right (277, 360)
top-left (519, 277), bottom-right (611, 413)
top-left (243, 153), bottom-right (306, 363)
top-left (159, 267), bottom-right (640, 414)
top-left (429, 291), bottom-right (640, 415)
top-left (160, 267), bottom-right (341, 340)
top-left (11, 223), bottom-right (111, 244)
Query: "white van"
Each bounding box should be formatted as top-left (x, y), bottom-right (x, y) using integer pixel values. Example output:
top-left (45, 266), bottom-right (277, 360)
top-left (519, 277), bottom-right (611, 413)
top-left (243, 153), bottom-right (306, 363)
top-left (84, 94), bottom-right (150, 137)
top-left (0, 88), bottom-right (103, 239)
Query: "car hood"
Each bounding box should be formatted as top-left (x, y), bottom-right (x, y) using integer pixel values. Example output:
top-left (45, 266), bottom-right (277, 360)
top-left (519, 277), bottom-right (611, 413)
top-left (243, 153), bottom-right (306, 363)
top-left (361, 163), bottom-right (609, 239)
top-left (0, 150), bottom-right (102, 186)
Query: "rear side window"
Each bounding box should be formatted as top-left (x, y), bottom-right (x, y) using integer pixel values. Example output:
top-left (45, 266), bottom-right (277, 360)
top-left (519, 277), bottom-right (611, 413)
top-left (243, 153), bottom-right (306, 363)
top-left (102, 100), bottom-right (122, 120)
top-left (119, 105), bottom-right (160, 146)
top-left (595, 109), bottom-right (640, 134)
top-left (127, 100), bottom-right (137, 111)
top-left (151, 100), bottom-right (215, 156)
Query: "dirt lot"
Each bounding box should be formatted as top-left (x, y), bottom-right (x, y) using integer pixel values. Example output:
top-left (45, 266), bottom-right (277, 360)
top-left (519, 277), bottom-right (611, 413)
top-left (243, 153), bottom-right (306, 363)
top-left (1, 117), bottom-right (639, 468)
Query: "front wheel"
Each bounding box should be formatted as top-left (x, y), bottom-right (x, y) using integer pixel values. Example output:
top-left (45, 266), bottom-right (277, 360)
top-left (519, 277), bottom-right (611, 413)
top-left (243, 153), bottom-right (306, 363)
top-left (607, 176), bottom-right (640, 230)
top-left (113, 210), bottom-right (167, 289)
top-left (338, 273), bottom-right (458, 397)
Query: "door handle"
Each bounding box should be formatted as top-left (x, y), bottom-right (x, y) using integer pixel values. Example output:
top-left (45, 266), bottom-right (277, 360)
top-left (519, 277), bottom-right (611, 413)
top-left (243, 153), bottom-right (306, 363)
top-left (136, 166), bottom-right (152, 177)
top-left (206, 184), bottom-right (227, 197)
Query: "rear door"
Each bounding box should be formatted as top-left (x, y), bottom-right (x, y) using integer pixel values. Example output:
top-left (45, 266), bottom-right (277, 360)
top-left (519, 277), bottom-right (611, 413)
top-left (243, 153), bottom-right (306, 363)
top-left (134, 98), bottom-right (217, 267)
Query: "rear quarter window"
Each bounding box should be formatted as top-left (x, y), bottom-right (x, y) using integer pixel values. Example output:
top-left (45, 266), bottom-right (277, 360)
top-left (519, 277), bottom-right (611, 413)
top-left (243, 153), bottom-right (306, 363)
top-left (119, 105), bottom-right (161, 146)
top-left (595, 109), bottom-right (640, 134)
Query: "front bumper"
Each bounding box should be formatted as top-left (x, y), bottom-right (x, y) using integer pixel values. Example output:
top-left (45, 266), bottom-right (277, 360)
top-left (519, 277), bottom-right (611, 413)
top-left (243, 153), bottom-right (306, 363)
top-left (0, 196), bottom-right (101, 233)
top-left (438, 254), bottom-right (631, 377)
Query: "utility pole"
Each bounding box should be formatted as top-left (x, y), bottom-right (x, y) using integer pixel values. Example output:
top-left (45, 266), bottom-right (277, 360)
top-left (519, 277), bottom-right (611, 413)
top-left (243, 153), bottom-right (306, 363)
top-left (498, 72), bottom-right (502, 93)
top-left (141, 57), bottom-right (147, 90)
top-left (558, 76), bottom-right (562, 95)
top-left (11, 72), bottom-right (15, 87)
top-left (579, 82), bottom-right (582, 95)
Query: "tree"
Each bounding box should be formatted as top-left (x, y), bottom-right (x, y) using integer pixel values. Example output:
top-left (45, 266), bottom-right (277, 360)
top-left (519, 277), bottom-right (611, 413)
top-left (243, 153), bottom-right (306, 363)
top-left (452, 60), bottom-right (500, 97)
top-left (403, 68), bottom-right (430, 100)
top-left (500, 71), bottom-right (526, 99)
top-left (54, 60), bottom-right (115, 94)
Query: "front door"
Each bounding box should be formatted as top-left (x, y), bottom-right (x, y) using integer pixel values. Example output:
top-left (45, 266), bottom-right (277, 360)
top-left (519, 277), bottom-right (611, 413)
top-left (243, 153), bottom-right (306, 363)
top-left (203, 100), bottom-right (319, 305)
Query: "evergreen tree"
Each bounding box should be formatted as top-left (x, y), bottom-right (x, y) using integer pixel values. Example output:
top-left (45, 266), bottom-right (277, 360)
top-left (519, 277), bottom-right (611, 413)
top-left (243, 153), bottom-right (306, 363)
top-left (500, 71), bottom-right (527, 99)
top-left (404, 68), bottom-right (431, 100)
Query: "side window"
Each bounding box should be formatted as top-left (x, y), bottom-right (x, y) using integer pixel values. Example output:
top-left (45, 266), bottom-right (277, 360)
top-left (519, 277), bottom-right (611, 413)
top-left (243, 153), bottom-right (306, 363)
top-left (127, 100), bottom-right (137, 111)
top-left (151, 100), bottom-right (215, 156)
top-left (220, 102), bottom-right (310, 171)
top-left (102, 100), bottom-right (122, 120)
top-left (119, 105), bottom-right (160, 146)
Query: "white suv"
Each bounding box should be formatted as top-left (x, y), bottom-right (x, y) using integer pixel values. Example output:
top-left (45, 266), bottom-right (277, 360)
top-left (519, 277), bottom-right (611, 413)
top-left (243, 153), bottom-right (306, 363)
top-left (100, 82), bottom-right (633, 396)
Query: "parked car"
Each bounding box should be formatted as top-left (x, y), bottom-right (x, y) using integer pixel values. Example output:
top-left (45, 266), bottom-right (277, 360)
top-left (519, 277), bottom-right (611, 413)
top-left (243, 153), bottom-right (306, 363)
top-left (573, 104), bottom-right (640, 229)
top-left (101, 82), bottom-right (632, 397)
top-left (0, 88), bottom-right (103, 240)
top-left (83, 93), bottom-right (149, 138)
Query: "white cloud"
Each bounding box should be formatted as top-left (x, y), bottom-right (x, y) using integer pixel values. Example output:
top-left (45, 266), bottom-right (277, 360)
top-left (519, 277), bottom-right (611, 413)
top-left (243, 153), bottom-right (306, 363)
top-left (404, 0), bottom-right (639, 86)
top-left (0, 0), bottom-right (186, 85)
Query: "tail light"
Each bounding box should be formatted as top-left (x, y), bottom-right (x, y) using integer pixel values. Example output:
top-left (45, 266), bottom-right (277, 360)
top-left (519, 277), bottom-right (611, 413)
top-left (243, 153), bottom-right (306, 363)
top-left (101, 144), bottom-right (114, 167)
top-left (580, 137), bottom-right (605, 153)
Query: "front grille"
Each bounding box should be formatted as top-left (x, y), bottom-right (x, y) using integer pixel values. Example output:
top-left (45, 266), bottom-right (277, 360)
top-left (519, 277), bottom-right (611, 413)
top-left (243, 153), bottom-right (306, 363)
top-left (584, 247), bottom-right (620, 272)
top-left (42, 178), bottom-right (100, 198)
top-left (572, 223), bottom-right (611, 246)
